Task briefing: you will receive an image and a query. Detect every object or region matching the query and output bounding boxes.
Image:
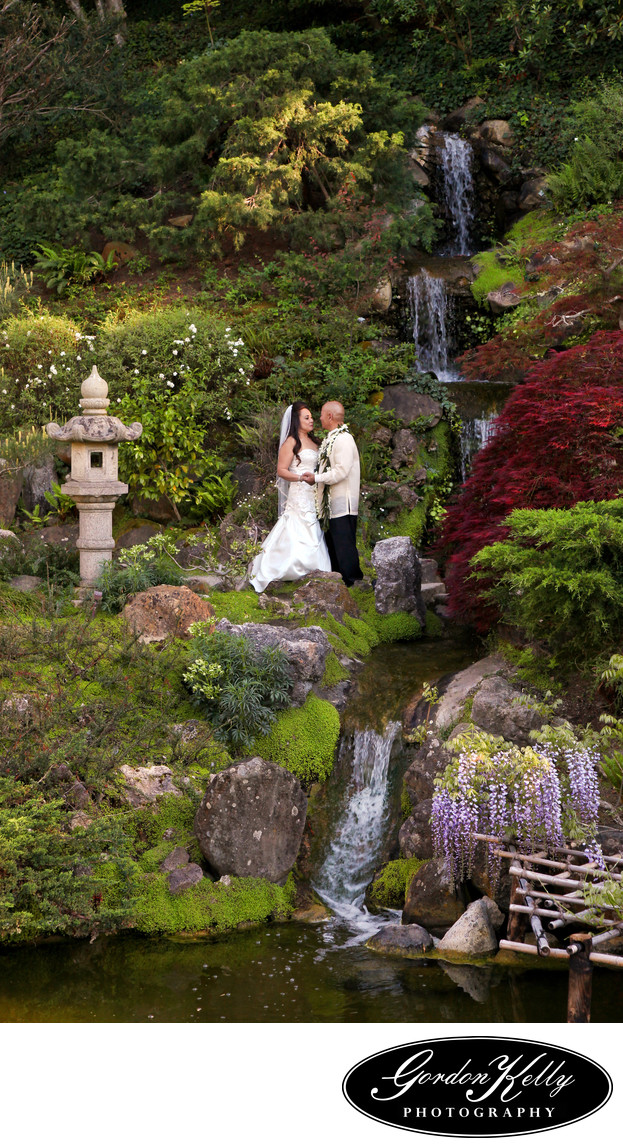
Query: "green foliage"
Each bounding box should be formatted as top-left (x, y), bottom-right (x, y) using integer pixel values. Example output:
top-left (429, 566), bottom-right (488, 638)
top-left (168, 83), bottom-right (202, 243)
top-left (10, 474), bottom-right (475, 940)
top-left (368, 857), bottom-right (426, 909)
top-left (320, 651), bottom-right (348, 688)
top-left (96, 534), bottom-right (185, 613)
top-left (253, 692), bottom-right (340, 787)
top-left (0, 781), bottom-right (136, 943)
top-left (472, 500), bottom-right (623, 658)
top-left (425, 608), bottom-right (443, 637)
top-left (0, 260), bottom-right (34, 319)
top-left (471, 250), bottom-right (523, 307)
top-left (207, 590), bottom-right (269, 624)
top-left (184, 625), bottom-right (291, 752)
top-left (33, 244), bottom-right (118, 296)
top-left (133, 871), bottom-right (295, 935)
top-left (548, 84), bottom-right (623, 210)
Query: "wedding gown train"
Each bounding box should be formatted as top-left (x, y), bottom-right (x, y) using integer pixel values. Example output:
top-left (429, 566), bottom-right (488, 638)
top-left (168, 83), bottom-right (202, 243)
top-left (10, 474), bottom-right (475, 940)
top-left (250, 448), bottom-right (331, 592)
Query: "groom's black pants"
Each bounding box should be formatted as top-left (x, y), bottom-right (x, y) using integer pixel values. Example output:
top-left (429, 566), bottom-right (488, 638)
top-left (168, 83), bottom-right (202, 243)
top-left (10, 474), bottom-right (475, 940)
top-left (326, 514), bottom-right (363, 587)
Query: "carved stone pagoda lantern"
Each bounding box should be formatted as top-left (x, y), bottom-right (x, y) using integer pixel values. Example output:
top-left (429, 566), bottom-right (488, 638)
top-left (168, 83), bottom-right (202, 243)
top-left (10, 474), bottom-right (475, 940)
top-left (46, 366), bottom-right (142, 587)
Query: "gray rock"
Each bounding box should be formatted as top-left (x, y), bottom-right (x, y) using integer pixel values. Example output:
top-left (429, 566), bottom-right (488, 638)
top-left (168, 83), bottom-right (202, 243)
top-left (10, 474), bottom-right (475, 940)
top-left (120, 764), bottom-right (181, 806)
top-left (130, 493), bottom-right (177, 523)
top-left (367, 924), bottom-right (434, 957)
top-left (391, 428), bottom-right (421, 469)
top-left (22, 455), bottom-right (56, 513)
top-left (194, 757), bottom-right (307, 884)
top-left (482, 895), bottom-right (505, 930)
top-left (10, 575), bottom-right (43, 592)
top-left (597, 827), bottom-right (623, 857)
top-left (440, 96), bottom-right (485, 132)
top-left (0, 528), bottom-right (20, 548)
top-left (433, 656), bottom-right (505, 733)
top-left (480, 119), bottom-right (514, 146)
top-left (479, 146), bottom-right (512, 181)
top-left (25, 523), bottom-right (79, 551)
top-left (168, 864), bottom-right (204, 894)
top-left (419, 558), bottom-right (439, 582)
top-left (470, 839), bottom-right (512, 910)
top-left (404, 738), bottom-right (452, 806)
top-left (380, 384), bottom-right (443, 426)
top-left (420, 581), bottom-right (446, 605)
top-left (160, 847), bottom-right (190, 872)
top-left (0, 461), bottom-right (22, 527)
top-left (487, 283), bottom-right (521, 314)
top-left (436, 899), bottom-right (498, 957)
top-left (399, 799), bottom-right (435, 859)
top-left (518, 177), bottom-right (548, 210)
top-left (439, 962), bottom-right (494, 1003)
top-left (215, 619), bottom-right (330, 686)
top-left (403, 858), bottom-right (466, 930)
top-left (470, 676), bottom-right (544, 745)
top-left (372, 536), bottom-right (425, 622)
top-left (115, 523), bottom-right (162, 551)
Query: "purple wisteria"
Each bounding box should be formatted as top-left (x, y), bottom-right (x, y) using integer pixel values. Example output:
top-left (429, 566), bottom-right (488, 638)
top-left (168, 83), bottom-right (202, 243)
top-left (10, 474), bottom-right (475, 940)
top-left (431, 739), bottom-right (604, 888)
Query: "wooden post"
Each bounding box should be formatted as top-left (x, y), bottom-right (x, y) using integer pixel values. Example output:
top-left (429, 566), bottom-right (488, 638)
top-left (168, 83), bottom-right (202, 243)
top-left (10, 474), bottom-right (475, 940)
top-left (508, 873), bottom-right (528, 942)
top-left (567, 933), bottom-right (593, 1023)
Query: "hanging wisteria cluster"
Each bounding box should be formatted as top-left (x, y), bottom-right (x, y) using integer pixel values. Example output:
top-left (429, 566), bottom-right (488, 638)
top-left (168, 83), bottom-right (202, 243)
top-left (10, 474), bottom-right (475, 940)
top-left (431, 741), bottom-right (604, 890)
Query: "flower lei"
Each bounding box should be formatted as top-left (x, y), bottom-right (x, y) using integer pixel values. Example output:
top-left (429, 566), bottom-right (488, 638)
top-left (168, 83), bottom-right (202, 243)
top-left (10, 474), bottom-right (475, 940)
top-left (315, 423), bottom-right (349, 533)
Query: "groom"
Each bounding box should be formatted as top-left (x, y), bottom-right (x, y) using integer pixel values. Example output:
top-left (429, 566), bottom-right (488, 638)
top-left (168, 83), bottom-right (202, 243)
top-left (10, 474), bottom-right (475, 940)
top-left (302, 401), bottom-right (363, 586)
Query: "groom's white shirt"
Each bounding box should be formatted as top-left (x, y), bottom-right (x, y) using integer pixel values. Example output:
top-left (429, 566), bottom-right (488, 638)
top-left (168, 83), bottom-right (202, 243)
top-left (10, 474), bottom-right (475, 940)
top-left (314, 430), bottom-right (360, 518)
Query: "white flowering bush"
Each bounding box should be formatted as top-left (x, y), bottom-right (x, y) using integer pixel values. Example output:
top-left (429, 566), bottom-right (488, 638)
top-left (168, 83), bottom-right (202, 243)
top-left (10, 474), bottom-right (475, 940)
top-left (0, 313), bottom-right (94, 432)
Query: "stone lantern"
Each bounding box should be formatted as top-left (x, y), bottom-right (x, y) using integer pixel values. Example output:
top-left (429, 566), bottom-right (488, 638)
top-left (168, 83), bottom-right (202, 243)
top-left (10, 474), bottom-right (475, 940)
top-left (46, 366), bottom-right (142, 587)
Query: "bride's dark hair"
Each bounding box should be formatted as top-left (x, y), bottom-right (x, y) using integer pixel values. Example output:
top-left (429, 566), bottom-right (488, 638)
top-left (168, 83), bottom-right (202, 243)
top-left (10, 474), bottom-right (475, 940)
top-left (288, 400), bottom-right (319, 462)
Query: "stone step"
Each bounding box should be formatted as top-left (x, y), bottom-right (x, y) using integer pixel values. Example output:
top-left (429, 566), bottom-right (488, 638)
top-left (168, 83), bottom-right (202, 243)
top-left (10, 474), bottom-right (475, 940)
top-left (420, 557), bottom-right (439, 582)
top-left (420, 580), bottom-right (446, 605)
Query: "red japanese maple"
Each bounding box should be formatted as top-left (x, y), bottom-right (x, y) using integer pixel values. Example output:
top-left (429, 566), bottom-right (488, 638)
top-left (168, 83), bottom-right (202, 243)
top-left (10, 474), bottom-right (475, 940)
top-left (440, 330), bottom-right (623, 628)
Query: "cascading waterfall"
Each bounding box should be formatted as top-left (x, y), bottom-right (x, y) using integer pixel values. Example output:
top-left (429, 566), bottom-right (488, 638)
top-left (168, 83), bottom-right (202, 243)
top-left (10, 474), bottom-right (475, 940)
top-left (315, 722), bottom-right (401, 936)
top-left (440, 133), bottom-right (475, 256)
top-left (459, 414), bottom-right (497, 480)
top-left (407, 270), bottom-right (455, 381)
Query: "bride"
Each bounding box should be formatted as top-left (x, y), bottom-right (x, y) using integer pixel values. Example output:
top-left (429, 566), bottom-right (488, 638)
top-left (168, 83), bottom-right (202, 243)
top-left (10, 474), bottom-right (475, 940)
top-left (250, 401), bottom-right (331, 593)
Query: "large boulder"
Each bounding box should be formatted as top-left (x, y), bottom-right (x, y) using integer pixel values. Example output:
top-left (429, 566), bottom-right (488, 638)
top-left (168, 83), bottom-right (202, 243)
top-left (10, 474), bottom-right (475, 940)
top-left (22, 455), bottom-right (56, 514)
top-left (292, 571), bottom-right (359, 621)
top-left (130, 493), bottom-right (177, 523)
top-left (367, 923), bottom-right (434, 958)
top-left (403, 737), bottom-right (452, 806)
top-left (470, 676), bottom-right (544, 745)
top-left (399, 799), bottom-right (435, 859)
top-left (372, 536), bottom-right (425, 622)
top-left (436, 899), bottom-right (499, 958)
top-left (390, 428), bottom-right (421, 469)
top-left (215, 619), bottom-right (330, 691)
top-left (402, 858), bottom-right (466, 931)
top-left (479, 119), bottom-right (514, 146)
top-left (123, 584), bottom-right (214, 643)
top-left (380, 384), bottom-right (442, 427)
top-left (433, 656), bottom-right (505, 733)
top-left (194, 757), bottom-right (307, 884)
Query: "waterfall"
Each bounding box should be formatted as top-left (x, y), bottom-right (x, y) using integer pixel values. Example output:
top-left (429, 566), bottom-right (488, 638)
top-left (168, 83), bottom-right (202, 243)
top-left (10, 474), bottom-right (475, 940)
top-left (315, 722), bottom-right (401, 935)
top-left (407, 271), bottom-right (455, 381)
top-left (440, 134), bottom-right (474, 256)
top-left (459, 414), bottom-right (497, 480)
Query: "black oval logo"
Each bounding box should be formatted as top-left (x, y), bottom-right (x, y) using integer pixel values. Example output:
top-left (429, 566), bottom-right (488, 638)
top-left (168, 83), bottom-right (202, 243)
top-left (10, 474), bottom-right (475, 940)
top-left (343, 1036), bottom-right (612, 1137)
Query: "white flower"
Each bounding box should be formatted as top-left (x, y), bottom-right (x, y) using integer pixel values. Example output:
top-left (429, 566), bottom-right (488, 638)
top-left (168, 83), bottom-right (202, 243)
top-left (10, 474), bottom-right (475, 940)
top-left (76, 355), bottom-right (81, 361)
top-left (159, 373), bottom-right (165, 379)
top-left (134, 369), bottom-right (139, 375)
top-left (239, 368), bottom-right (245, 375)
top-left (185, 337), bottom-right (190, 343)
top-left (1, 388), bottom-right (6, 394)
top-left (141, 349), bottom-right (147, 355)
top-left (37, 364), bottom-right (43, 369)
top-left (189, 324), bottom-right (197, 333)
top-left (50, 365), bottom-right (57, 375)
top-left (173, 371), bottom-right (178, 376)
top-left (166, 381), bottom-right (174, 388)
top-left (60, 351), bottom-right (66, 356)
top-left (172, 349), bottom-right (178, 355)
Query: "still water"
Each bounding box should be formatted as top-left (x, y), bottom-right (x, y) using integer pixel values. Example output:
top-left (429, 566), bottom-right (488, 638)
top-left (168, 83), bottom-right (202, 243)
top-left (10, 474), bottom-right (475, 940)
top-left (2, 637), bottom-right (621, 1023)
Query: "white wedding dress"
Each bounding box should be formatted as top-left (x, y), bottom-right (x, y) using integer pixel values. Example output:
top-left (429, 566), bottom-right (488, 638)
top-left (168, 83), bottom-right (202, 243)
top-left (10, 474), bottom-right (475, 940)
top-left (250, 448), bottom-right (331, 592)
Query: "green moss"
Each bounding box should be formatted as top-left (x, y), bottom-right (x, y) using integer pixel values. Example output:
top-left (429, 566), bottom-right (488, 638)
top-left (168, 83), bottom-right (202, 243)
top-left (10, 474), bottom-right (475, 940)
top-left (129, 794), bottom-right (198, 854)
top-left (400, 783), bottom-right (413, 821)
top-left (253, 693), bottom-right (340, 786)
top-left (320, 650), bottom-right (348, 687)
top-left (133, 871), bottom-right (296, 935)
top-left (207, 589), bottom-right (270, 623)
top-left (425, 608), bottom-right (443, 637)
top-left (368, 858), bottom-right (427, 909)
top-left (350, 586), bottom-right (423, 643)
top-left (471, 250), bottom-right (523, 306)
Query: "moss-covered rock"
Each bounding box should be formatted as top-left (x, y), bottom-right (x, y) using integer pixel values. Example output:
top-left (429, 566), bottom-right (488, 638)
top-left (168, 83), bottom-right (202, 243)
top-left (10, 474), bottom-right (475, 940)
top-left (252, 693), bottom-right (340, 787)
top-left (132, 871), bottom-right (296, 935)
top-left (365, 857), bottom-right (427, 911)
